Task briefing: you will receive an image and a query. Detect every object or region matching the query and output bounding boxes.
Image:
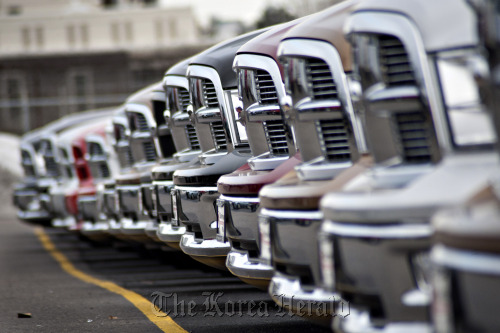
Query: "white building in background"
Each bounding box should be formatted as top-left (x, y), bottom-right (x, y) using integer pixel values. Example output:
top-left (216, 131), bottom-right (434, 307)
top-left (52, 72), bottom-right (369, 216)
top-left (0, 0), bottom-right (200, 56)
top-left (0, 0), bottom-right (205, 134)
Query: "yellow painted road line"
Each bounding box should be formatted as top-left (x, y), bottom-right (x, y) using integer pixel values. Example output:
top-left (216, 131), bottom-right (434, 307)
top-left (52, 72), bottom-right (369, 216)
top-left (35, 227), bottom-right (187, 333)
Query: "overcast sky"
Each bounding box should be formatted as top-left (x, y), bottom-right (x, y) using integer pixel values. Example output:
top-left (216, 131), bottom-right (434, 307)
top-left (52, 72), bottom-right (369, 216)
top-left (160, 0), bottom-right (288, 27)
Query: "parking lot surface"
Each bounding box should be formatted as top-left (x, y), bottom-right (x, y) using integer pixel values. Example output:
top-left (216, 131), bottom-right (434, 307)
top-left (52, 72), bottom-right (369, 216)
top-left (0, 216), bottom-right (331, 332)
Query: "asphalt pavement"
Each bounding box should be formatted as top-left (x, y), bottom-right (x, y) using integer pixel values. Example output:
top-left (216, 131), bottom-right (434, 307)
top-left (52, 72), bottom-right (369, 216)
top-left (0, 215), bottom-right (332, 332)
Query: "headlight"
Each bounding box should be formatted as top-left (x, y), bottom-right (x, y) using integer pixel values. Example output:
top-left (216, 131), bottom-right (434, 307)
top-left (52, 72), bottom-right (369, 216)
top-left (436, 51), bottom-right (496, 146)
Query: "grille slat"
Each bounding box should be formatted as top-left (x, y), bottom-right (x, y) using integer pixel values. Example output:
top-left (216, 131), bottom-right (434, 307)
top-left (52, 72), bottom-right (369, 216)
top-left (378, 35), bottom-right (416, 87)
top-left (134, 113), bottom-right (150, 132)
top-left (210, 121), bottom-right (227, 151)
top-left (185, 124), bottom-right (200, 150)
top-left (256, 70), bottom-right (279, 105)
top-left (115, 124), bottom-right (126, 141)
top-left (317, 118), bottom-right (351, 162)
top-left (179, 88), bottom-right (190, 112)
top-left (394, 112), bottom-right (432, 163)
top-left (203, 80), bottom-right (219, 108)
top-left (99, 163), bottom-right (110, 178)
top-left (143, 141), bottom-right (157, 162)
top-left (306, 58), bottom-right (337, 100)
top-left (41, 139), bottom-right (59, 177)
top-left (264, 120), bottom-right (288, 156)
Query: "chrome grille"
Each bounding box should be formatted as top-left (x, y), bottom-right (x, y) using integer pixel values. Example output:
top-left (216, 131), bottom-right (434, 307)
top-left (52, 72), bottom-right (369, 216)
top-left (21, 150), bottom-right (35, 176)
top-left (263, 120), bottom-right (288, 156)
top-left (317, 118), bottom-right (351, 162)
top-left (185, 124), bottom-right (200, 150)
top-left (115, 124), bottom-right (126, 141)
top-left (143, 141), bottom-right (157, 162)
top-left (118, 147), bottom-right (134, 168)
top-left (41, 139), bottom-right (59, 177)
top-left (99, 163), bottom-right (110, 178)
top-left (256, 70), bottom-right (279, 105)
top-left (59, 148), bottom-right (69, 161)
top-left (179, 88), bottom-right (190, 112)
top-left (134, 113), bottom-right (150, 132)
top-left (203, 80), bottom-right (219, 108)
top-left (21, 150), bottom-right (31, 164)
top-left (305, 58), bottom-right (337, 100)
top-left (210, 121), bottom-right (227, 151)
top-left (378, 35), bottom-right (416, 86)
top-left (394, 112), bottom-right (432, 163)
top-left (88, 142), bottom-right (105, 157)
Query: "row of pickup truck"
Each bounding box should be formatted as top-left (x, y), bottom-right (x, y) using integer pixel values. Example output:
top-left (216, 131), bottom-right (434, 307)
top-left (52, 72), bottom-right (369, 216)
top-left (12, 0), bottom-right (500, 331)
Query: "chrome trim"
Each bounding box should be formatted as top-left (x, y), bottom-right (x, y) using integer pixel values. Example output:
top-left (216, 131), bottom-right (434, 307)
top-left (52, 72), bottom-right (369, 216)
top-left (180, 233), bottom-right (231, 257)
top-left (226, 250), bottom-right (273, 280)
top-left (219, 194), bottom-right (260, 204)
top-left (260, 207), bottom-right (323, 220)
top-left (187, 65), bottom-right (233, 152)
top-left (120, 217), bottom-right (149, 235)
top-left (278, 38), bottom-right (367, 154)
top-left (157, 222), bottom-right (186, 242)
top-left (344, 11), bottom-right (451, 154)
top-left (321, 220), bottom-right (432, 239)
top-left (296, 157), bottom-right (352, 181)
top-left (269, 273), bottom-right (345, 315)
top-left (52, 216), bottom-right (76, 228)
top-left (233, 53), bottom-right (290, 153)
top-left (432, 245), bottom-right (500, 275)
top-left (247, 152), bottom-right (288, 171)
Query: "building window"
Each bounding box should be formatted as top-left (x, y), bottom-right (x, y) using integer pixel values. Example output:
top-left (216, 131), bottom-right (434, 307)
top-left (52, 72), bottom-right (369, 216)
top-left (169, 19), bottom-right (177, 40)
top-left (155, 21), bottom-right (163, 43)
top-left (35, 27), bottom-right (44, 49)
top-left (8, 5), bottom-right (21, 16)
top-left (67, 25), bottom-right (75, 48)
top-left (125, 22), bottom-right (133, 43)
top-left (81, 25), bottom-right (89, 48)
top-left (21, 27), bottom-right (30, 50)
top-left (111, 22), bottom-right (120, 45)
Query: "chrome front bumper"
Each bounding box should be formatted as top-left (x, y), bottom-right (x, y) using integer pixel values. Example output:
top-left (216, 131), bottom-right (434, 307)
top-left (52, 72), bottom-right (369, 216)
top-left (320, 220), bottom-right (432, 329)
top-left (16, 191), bottom-right (51, 223)
top-left (78, 195), bottom-right (98, 222)
top-left (260, 208), bottom-right (328, 304)
top-left (52, 216), bottom-right (76, 228)
top-left (431, 245), bottom-right (500, 333)
top-left (153, 180), bottom-right (175, 223)
top-left (269, 273), bottom-right (346, 318)
top-left (116, 184), bottom-right (151, 237)
top-left (175, 186), bottom-right (227, 257)
top-left (218, 195), bottom-right (273, 281)
top-left (81, 221), bottom-right (110, 235)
